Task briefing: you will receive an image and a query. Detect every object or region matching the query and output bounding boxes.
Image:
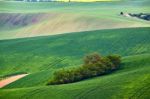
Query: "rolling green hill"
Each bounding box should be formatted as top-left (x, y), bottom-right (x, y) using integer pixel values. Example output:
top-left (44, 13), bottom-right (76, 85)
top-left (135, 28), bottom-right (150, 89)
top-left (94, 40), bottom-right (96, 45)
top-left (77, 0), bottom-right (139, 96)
top-left (0, 0), bottom-right (150, 99)
top-left (0, 27), bottom-right (150, 79)
top-left (0, 49), bottom-right (150, 99)
top-left (0, 27), bottom-right (150, 99)
top-left (0, 0), bottom-right (150, 39)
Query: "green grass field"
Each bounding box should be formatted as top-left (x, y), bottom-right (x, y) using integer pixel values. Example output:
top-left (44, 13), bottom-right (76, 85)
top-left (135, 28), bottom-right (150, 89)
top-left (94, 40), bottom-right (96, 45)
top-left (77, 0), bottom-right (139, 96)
top-left (0, 27), bottom-right (150, 98)
top-left (0, 54), bottom-right (150, 99)
top-left (0, 0), bottom-right (150, 99)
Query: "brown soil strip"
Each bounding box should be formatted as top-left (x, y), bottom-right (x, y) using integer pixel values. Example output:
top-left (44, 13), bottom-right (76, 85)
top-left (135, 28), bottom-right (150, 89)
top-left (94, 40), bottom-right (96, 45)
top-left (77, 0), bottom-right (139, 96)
top-left (0, 74), bottom-right (28, 88)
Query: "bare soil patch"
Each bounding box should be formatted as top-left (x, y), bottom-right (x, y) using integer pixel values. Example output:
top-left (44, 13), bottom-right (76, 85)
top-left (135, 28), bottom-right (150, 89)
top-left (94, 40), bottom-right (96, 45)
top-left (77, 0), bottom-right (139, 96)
top-left (0, 74), bottom-right (28, 88)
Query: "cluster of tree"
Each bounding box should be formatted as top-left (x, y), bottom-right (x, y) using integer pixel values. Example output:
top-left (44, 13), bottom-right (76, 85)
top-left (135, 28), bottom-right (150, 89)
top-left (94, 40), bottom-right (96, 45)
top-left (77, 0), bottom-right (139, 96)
top-left (120, 12), bottom-right (150, 21)
top-left (47, 53), bottom-right (121, 85)
top-left (129, 13), bottom-right (150, 21)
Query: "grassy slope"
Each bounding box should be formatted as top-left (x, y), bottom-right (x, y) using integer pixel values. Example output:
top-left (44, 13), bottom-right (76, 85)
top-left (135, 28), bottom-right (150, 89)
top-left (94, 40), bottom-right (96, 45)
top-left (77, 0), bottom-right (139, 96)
top-left (0, 1), bottom-right (150, 98)
top-left (0, 27), bottom-right (149, 98)
top-left (0, 0), bottom-right (150, 39)
top-left (0, 27), bottom-right (150, 88)
top-left (0, 54), bottom-right (150, 99)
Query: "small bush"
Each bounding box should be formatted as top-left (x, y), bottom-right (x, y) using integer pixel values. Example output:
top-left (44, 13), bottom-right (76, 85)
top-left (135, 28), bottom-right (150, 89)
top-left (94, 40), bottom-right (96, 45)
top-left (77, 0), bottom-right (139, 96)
top-left (47, 53), bottom-right (121, 85)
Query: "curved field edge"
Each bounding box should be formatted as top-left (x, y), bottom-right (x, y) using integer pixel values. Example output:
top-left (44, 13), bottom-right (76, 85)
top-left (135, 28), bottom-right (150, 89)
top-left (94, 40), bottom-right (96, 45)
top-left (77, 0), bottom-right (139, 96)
top-left (0, 27), bottom-right (150, 88)
top-left (0, 54), bottom-right (150, 99)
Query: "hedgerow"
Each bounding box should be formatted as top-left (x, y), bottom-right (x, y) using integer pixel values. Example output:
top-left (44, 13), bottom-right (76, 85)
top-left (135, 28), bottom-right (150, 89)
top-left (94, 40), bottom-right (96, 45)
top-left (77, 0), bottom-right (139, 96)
top-left (47, 53), bottom-right (121, 85)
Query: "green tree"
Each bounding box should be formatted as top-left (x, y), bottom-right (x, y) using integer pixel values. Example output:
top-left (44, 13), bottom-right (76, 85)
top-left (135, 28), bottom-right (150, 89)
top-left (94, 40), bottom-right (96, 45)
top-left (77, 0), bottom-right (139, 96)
top-left (47, 53), bottom-right (121, 85)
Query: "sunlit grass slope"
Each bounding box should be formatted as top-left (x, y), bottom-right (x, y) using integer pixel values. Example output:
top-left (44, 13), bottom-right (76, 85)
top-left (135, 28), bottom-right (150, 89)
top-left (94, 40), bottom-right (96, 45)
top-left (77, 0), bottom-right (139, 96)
top-left (0, 54), bottom-right (150, 99)
top-left (0, 0), bottom-right (150, 39)
top-left (0, 27), bottom-right (150, 88)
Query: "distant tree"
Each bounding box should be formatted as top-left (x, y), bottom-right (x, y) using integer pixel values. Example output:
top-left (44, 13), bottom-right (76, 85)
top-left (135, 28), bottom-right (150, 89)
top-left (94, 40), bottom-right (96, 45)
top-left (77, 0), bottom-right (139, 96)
top-left (120, 12), bottom-right (124, 15)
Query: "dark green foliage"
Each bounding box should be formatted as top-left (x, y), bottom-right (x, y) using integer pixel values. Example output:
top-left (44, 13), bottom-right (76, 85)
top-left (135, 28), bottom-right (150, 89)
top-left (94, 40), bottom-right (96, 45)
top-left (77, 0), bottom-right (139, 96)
top-left (47, 53), bottom-right (121, 85)
top-left (84, 53), bottom-right (102, 65)
top-left (106, 55), bottom-right (121, 69)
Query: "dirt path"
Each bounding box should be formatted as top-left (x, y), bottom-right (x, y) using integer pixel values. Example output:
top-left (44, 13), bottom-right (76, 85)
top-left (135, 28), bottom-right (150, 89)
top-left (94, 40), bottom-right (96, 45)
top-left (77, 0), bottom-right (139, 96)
top-left (0, 74), bottom-right (28, 88)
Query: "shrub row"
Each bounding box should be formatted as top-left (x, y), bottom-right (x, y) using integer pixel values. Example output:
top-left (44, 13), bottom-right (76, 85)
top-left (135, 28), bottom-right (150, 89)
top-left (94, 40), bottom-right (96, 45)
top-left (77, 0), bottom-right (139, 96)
top-left (47, 53), bottom-right (121, 85)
